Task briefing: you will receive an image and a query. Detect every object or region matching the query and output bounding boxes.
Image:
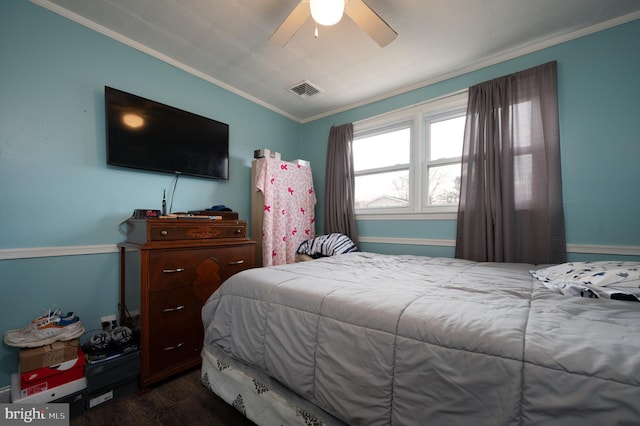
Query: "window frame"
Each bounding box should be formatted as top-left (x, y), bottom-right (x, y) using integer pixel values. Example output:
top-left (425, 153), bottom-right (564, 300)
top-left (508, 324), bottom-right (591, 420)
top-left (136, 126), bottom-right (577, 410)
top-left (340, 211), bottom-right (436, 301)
top-left (353, 91), bottom-right (468, 219)
top-left (353, 119), bottom-right (414, 212)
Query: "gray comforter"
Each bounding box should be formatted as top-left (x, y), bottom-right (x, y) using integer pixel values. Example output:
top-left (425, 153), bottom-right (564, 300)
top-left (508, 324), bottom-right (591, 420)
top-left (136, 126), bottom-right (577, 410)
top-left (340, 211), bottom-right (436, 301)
top-left (202, 252), bottom-right (640, 425)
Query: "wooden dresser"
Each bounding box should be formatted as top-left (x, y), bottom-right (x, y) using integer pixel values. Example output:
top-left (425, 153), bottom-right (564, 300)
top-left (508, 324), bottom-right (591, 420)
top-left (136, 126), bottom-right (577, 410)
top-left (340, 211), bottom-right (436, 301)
top-left (118, 218), bottom-right (255, 388)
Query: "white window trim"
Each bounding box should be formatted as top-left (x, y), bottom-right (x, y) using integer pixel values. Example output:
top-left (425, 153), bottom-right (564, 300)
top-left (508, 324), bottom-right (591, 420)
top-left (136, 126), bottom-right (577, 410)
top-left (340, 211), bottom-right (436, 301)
top-left (354, 90), bottom-right (468, 218)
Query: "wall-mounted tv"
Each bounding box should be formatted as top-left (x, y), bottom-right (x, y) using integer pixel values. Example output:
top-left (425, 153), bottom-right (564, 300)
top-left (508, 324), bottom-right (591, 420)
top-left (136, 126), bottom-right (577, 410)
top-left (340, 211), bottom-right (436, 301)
top-left (105, 86), bottom-right (229, 180)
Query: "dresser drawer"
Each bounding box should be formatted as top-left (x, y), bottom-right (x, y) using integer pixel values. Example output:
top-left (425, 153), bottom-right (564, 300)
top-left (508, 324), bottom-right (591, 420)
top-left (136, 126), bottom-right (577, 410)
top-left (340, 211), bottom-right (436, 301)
top-left (148, 246), bottom-right (253, 292)
top-left (212, 245), bottom-right (255, 281)
top-left (127, 219), bottom-right (247, 243)
top-left (148, 287), bottom-right (209, 330)
top-left (148, 320), bottom-right (203, 374)
top-left (149, 221), bottom-right (246, 241)
top-left (148, 249), bottom-right (222, 292)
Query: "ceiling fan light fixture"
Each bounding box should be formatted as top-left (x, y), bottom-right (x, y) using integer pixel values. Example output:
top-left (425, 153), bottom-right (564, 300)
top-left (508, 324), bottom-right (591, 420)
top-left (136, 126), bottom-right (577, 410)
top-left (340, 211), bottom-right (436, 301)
top-left (310, 0), bottom-right (344, 26)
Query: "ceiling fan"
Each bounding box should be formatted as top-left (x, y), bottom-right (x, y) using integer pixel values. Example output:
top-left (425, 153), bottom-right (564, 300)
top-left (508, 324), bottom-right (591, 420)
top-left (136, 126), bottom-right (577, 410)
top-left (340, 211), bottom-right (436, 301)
top-left (269, 0), bottom-right (397, 48)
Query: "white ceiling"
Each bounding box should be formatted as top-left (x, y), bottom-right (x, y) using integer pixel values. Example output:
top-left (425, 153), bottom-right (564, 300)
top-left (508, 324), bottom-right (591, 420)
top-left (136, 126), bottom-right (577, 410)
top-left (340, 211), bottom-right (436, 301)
top-left (34, 0), bottom-right (640, 122)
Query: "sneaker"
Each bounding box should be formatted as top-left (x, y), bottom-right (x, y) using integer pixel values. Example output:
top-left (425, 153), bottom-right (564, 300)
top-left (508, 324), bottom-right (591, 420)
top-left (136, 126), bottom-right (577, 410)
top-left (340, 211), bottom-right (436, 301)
top-left (3, 312), bottom-right (85, 348)
top-left (3, 307), bottom-right (63, 339)
top-left (82, 330), bottom-right (113, 360)
top-left (111, 326), bottom-right (136, 353)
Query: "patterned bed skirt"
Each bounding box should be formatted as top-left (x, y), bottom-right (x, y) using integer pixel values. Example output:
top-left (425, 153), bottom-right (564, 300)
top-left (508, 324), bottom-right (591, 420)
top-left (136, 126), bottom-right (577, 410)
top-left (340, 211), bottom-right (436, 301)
top-left (200, 345), bottom-right (346, 426)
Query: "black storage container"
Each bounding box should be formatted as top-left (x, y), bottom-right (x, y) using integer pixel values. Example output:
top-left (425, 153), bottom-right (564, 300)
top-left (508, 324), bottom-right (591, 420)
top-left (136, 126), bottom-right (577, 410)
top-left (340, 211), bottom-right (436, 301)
top-left (53, 390), bottom-right (86, 418)
top-left (85, 350), bottom-right (140, 410)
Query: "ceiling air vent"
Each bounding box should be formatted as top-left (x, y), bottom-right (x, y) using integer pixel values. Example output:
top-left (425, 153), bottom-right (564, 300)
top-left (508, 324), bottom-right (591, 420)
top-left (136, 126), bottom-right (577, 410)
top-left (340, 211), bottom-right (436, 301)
top-left (290, 80), bottom-right (323, 98)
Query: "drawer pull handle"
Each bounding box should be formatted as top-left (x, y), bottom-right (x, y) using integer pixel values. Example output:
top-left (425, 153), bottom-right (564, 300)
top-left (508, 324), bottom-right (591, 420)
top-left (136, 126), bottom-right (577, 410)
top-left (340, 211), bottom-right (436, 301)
top-left (160, 230), bottom-right (168, 236)
top-left (162, 268), bottom-right (184, 273)
top-left (162, 305), bottom-right (185, 313)
top-left (235, 229), bottom-right (242, 234)
top-left (229, 260), bottom-right (244, 265)
top-left (163, 343), bottom-right (184, 352)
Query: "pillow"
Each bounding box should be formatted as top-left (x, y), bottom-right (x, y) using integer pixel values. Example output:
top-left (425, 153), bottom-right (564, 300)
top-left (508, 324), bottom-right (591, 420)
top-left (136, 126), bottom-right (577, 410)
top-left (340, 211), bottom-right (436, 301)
top-left (530, 261), bottom-right (640, 301)
top-left (296, 233), bottom-right (358, 258)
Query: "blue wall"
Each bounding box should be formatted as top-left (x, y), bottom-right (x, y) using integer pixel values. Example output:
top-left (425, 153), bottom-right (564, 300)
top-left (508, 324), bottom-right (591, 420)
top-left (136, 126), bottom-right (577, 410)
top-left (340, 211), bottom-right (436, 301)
top-left (0, 0), bottom-right (302, 387)
top-left (302, 19), bottom-right (640, 259)
top-left (1, 0), bottom-right (638, 389)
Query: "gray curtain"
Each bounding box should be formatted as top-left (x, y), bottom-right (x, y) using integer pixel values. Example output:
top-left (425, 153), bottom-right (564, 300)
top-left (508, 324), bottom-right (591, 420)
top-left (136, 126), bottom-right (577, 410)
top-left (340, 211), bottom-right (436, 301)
top-left (324, 123), bottom-right (359, 244)
top-left (455, 61), bottom-right (566, 264)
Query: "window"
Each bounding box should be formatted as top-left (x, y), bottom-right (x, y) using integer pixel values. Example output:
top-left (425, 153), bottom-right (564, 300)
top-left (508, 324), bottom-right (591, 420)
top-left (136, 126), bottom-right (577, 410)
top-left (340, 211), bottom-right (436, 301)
top-left (425, 115), bottom-right (465, 207)
top-left (353, 124), bottom-right (411, 209)
top-left (353, 91), bottom-right (468, 216)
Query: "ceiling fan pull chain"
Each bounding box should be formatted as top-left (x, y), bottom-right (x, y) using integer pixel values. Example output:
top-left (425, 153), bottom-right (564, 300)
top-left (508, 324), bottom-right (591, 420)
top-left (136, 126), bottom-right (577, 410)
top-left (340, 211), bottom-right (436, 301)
top-left (268, 0), bottom-right (396, 47)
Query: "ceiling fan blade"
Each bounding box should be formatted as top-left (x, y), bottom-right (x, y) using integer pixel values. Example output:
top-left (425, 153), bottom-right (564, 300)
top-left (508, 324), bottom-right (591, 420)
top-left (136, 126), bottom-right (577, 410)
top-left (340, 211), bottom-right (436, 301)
top-left (345, 0), bottom-right (397, 47)
top-left (269, 1), bottom-right (311, 47)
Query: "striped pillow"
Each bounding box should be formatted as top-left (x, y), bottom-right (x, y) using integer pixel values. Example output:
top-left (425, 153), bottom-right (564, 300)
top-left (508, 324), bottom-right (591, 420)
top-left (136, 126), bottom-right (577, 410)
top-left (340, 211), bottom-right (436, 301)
top-left (296, 233), bottom-right (358, 258)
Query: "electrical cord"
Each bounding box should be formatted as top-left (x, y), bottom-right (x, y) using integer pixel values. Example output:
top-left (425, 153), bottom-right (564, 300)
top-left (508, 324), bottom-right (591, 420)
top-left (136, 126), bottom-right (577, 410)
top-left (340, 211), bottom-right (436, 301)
top-left (117, 216), bottom-right (132, 236)
top-left (117, 172), bottom-right (180, 236)
top-left (169, 172), bottom-right (180, 214)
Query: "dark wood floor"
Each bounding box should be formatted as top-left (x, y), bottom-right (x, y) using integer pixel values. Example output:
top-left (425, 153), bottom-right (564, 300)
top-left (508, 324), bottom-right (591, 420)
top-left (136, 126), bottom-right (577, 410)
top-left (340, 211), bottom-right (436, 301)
top-left (71, 368), bottom-right (255, 426)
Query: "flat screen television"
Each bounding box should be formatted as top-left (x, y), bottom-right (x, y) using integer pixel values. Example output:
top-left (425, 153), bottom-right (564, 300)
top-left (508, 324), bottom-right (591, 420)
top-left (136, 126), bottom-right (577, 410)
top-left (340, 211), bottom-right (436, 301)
top-left (105, 86), bottom-right (229, 180)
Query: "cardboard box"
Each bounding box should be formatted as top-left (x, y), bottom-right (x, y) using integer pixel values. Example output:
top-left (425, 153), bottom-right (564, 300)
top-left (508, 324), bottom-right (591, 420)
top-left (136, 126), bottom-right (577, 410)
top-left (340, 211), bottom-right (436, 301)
top-left (84, 350), bottom-right (139, 411)
top-left (19, 339), bottom-right (79, 373)
top-left (293, 159), bottom-right (310, 167)
top-left (20, 348), bottom-right (86, 398)
top-left (87, 377), bottom-right (138, 410)
top-left (86, 350), bottom-right (140, 393)
top-left (11, 373), bottom-right (87, 404)
top-left (54, 389), bottom-right (86, 418)
top-left (254, 148), bottom-right (281, 160)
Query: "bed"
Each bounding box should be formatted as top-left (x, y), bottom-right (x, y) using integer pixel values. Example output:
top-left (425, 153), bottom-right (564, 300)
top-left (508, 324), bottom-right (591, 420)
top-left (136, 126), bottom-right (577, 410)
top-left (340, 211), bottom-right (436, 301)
top-left (200, 252), bottom-right (640, 425)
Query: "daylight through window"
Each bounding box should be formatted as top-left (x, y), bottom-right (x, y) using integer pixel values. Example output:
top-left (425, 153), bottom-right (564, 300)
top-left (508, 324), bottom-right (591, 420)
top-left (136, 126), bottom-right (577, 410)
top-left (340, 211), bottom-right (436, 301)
top-left (353, 91), bottom-right (468, 216)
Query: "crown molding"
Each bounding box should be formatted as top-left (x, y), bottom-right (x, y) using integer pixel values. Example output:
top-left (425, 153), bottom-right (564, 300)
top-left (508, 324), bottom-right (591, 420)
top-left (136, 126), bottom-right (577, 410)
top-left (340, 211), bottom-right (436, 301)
top-left (31, 1), bottom-right (640, 124)
top-left (30, 0), bottom-right (300, 122)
